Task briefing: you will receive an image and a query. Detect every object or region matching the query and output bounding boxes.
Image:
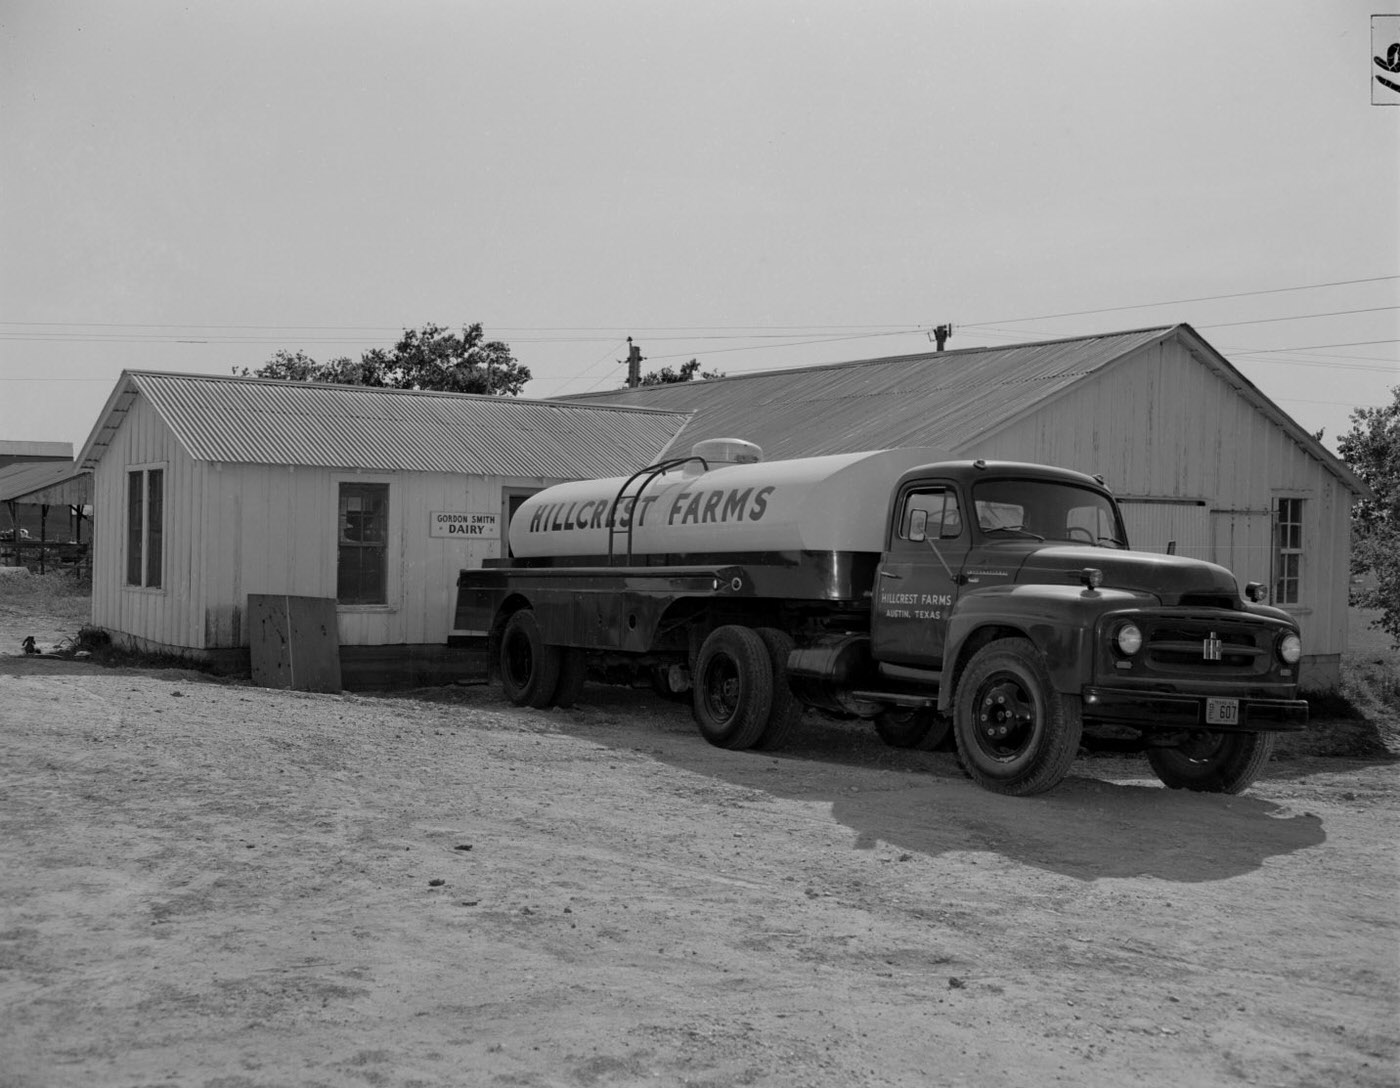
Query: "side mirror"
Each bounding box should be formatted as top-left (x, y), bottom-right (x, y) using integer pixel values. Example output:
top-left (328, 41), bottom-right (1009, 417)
top-left (908, 509), bottom-right (928, 543)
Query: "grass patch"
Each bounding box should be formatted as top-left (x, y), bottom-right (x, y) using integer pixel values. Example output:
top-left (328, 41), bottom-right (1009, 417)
top-left (1278, 607), bottom-right (1400, 760)
top-left (42, 624), bottom-right (223, 676)
top-left (0, 570), bottom-right (91, 622)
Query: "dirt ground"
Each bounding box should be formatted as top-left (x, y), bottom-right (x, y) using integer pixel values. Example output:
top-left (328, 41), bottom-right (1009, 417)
top-left (2, 584), bottom-right (1398, 1088)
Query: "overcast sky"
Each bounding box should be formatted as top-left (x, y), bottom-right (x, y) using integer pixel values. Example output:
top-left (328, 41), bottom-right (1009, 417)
top-left (2, 0), bottom-right (1397, 458)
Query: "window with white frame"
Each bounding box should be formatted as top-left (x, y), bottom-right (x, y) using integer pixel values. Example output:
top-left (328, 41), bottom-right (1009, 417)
top-left (1273, 497), bottom-right (1304, 606)
top-left (125, 467), bottom-right (164, 588)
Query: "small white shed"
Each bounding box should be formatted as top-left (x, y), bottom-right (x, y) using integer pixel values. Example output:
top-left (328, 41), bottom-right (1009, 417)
top-left (77, 372), bottom-right (689, 686)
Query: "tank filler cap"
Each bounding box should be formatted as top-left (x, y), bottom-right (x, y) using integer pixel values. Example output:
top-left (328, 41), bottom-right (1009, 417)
top-left (689, 438), bottom-right (763, 469)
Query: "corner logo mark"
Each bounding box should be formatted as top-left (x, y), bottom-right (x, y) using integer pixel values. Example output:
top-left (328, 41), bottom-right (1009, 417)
top-left (1375, 16), bottom-right (1400, 103)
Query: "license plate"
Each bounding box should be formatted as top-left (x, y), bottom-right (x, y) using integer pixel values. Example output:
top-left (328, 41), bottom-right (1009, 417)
top-left (1206, 698), bottom-right (1240, 726)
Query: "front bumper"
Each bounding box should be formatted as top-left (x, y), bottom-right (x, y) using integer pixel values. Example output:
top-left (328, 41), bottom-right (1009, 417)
top-left (1081, 686), bottom-right (1309, 733)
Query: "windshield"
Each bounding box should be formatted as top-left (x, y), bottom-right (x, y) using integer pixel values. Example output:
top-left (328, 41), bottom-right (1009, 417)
top-left (972, 478), bottom-right (1127, 548)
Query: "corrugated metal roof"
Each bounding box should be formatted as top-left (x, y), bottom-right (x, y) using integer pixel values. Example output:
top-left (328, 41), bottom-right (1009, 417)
top-left (0, 440), bottom-right (73, 460)
top-left (80, 372), bottom-right (691, 478)
top-left (564, 327), bottom-right (1175, 460)
top-left (0, 460), bottom-right (91, 505)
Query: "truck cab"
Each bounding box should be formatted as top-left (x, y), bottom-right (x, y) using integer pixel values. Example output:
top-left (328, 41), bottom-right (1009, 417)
top-left (856, 460), bottom-right (1306, 793)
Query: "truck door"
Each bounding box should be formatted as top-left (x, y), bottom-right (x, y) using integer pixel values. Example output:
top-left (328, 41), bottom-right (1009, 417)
top-left (871, 482), bottom-right (969, 668)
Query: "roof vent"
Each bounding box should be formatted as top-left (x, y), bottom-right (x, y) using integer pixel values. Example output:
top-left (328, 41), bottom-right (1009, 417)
top-left (689, 438), bottom-right (763, 471)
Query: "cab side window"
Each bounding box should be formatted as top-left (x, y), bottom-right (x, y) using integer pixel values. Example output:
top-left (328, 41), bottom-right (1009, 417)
top-left (899, 487), bottom-right (962, 543)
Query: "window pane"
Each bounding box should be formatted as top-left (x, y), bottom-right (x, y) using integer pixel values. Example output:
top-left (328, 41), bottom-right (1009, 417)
top-left (338, 483), bottom-right (388, 604)
top-left (146, 469), bottom-right (163, 588)
top-left (1275, 553), bottom-right (1300, 605)
top-left (127, 471), bottom-right (143, 585)
top-left (1273, 498), bottom-right (1304, 606)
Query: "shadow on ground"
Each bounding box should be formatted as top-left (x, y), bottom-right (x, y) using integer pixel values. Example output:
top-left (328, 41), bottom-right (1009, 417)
top-left (408, 681), bottom-right (1332, 886)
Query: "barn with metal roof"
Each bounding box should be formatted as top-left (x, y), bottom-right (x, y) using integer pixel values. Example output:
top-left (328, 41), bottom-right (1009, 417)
top-left (77, 372), bottom-right (691, 685)
top-left (563, 324), bottom-right (1366, 686)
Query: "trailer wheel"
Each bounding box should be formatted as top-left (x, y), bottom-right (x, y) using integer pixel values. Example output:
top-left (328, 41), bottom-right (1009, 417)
top-left (1147, 731), bottom-right (1274, 794)
top-left (875, 706), bottom-right (952, 751)
top-left (499, 609), bottom-right (561, 708)
top-left (693, 625), bottom-right (773, 751)
top-left (754, 628), bottom-right (803, 751)
top-left (953, 638), bottom-right (1081, 796)
top-left (552, 648), bottom-right (588, 709)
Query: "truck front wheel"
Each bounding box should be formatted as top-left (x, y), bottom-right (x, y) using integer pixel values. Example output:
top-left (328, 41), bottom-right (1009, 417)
top-left (693, 625), bottom-right (774, 751)
top-left (499, 609), bottom-right (562, 708)
top-left (1147, 732), bottom-right (1274, 794)
top-left (953, 638), bottom-right (1082, 796)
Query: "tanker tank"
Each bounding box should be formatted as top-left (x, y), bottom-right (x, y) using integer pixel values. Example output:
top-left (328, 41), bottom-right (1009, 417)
top-left (508, 445), bottom-right (953, 560)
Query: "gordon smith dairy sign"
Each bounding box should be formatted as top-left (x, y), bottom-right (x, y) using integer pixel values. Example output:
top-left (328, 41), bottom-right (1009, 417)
top-left (430, 511), bottom-right (500, 539)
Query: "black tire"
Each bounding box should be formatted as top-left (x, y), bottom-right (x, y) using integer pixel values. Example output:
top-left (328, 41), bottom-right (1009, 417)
top-left (553, 648), bottom-right (588, 708)
top-left (692, 625), bottom-right (774, 751)
top-left (1147, 731), bottom-right (1274, 794)
top-left (874, 706), bottom-right (952, 751)
top-left (754, 628), bottom-right (803, 751)
top-left (499, 610), bottom-right (561, 709)
top-left (952, 638), bottom-right (1082, 796)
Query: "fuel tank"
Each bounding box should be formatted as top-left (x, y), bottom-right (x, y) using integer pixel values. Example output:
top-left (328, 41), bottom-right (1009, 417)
top-left (509, 443), bottom-right (952, 559)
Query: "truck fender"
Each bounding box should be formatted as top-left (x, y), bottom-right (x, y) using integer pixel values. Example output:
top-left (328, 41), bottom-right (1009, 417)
top-left (938, 585), bottom-right (1143, 712)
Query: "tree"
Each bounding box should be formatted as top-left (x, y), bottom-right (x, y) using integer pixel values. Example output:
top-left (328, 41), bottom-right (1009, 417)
top-left (636, 358), bottom-right (724, 387)
top-left (242, 323), bottom-right (530, 396)
top-left (1337, 385), bottom-right (1400, 645)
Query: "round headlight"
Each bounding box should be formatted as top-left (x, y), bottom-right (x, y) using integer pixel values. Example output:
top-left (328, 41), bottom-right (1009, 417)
top-left (1115, 623), bottom-right (1143, 656)
top-left (1279, 633), bottom-right (1302, 665)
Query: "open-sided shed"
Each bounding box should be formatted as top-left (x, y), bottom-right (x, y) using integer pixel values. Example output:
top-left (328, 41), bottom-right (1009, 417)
top-left (0, 460), bottom-right (92, 575)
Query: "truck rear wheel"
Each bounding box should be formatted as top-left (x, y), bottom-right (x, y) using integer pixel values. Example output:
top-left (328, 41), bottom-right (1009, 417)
top-left (875, 706), bottom-right (951, 751)
top-left (953, 638), bottom-right (1082, 796)
top-left (693, 625), bottom-right (773, 751)
top-left (1147, 731), bottom-right (1274, 794)
top-left (499, 609), bottom-right (561, 709)
top-left (754, 628), bottom-right (803, 751)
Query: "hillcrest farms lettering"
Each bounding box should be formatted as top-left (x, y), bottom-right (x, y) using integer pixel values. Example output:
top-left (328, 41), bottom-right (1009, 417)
top-left (526, 485), bottom-right (777, 535)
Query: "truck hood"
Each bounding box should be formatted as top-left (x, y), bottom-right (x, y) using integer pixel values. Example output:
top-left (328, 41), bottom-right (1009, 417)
top-left (1010, 546), bottom-right (1244, 606)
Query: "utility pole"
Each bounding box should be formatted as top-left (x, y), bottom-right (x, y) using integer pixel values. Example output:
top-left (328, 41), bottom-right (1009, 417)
top-left (933, 324), bottom-right (952, 352)
top-left (622, 337), bottom-right (645, 388)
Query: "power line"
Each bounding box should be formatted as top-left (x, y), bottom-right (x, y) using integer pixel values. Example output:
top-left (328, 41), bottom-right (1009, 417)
top-left (2, 270), bottom-right (1395, 346)
top-left (958, 273), bottom-right (1400, 328)
top-left (1198, 305), bottom-right (1400, 329)
top-left (1227, 338), bottom-right (1400, 355)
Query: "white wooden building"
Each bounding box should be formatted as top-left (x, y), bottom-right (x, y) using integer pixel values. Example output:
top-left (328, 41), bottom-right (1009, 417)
top-left (562, 324), bottom-right (1368, 688)
top-left (77, 372), bottom-right (689, 686)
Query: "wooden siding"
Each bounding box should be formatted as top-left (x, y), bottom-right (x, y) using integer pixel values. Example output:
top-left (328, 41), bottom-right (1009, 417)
top-left (1117, 501), bottom-right (1212, 560)
top-left (90, 396), bottom-right (202, 649)
top-left (197, 464), bottom-right (540, 649)
top-left (91, 393), bottom-right (555, 653)
top-left (960, 339), bottom-right (1352, 673)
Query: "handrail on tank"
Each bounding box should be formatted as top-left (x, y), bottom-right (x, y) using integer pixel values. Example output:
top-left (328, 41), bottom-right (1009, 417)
top-left (606, 456), bottom-right (708, 565)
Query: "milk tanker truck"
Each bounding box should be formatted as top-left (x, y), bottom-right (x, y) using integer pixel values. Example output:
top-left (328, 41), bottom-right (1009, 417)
top-left (453, 439), bottom-right (1307, 796)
